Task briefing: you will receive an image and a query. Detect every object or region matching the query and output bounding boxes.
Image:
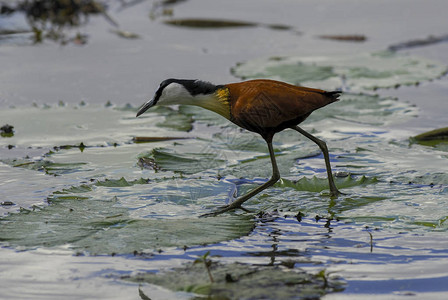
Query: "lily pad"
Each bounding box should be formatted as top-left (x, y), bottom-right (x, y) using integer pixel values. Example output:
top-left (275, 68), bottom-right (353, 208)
top-left (0, 124), bottom-right (14, 137)
top-left (411, 127), bottom-right (448, 152)
top-left (0, 178), bottom-right (254, 254)
top-left (308, 92), bottom-right (418, 126)
top-left (139, 147), bottom-right (226, 174)
top-left (178, 105), bottom-right (230, 127)
top-left (0, 104), bottom-right (166, 149)
top-left (163, 18), bottom-right (257, 28)
top-left (158, 112), bottom-right (193, 132)
top-left (152, 106), bottom-right (194, 132)
top-left (1, 157), bottom-right (89, 176)
top-left (130, 261), bottom-right (344, 299)
top-left (413, 127), bottom-right (448, 144)
top-left (414, 127), bottom-right (448, 141)
top-left (232, 51), bottom-right (447, 91)
top-left (277, 175), bottom-right (378, 193)
top-left (162, 18), bottom-right (295, 32)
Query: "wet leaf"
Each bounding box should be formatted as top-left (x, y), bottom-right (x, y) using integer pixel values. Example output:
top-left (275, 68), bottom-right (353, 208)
top-left (308, 93), bottom-right (418, 125)
top-left (140, 148), bottom-right (225, 174)
top-left (129, 261), bottom-right (345, 299)
top-left (0, 179), bottom-right (254, 254)
top-left (277, 175), bottom-right (378, 193)
top-left (133, 136), bottom-right (191, 143)
top-left (0, 124), bottom-right (14, 137)
top-left (158, 112), bottom-right (193, 132)
top-left (178, 105), bottom-right (230, 127)
top-left (95, 177), bottom-right (149, 187)
top-left (220, 148), bottom-right (314, 180)
top-left (163, 18), bottom-right (257, 28)
top-left (1, 158), bottom-right (88, 176)
top-left (232, 51), bottom-right (447, 91)
top-left (413, 127), bottom-right (448, 142)
top-left (0, 104), bottom-right (169, 149)
top-left (389, 33), bottom-right (448, 51)
top-left (319, 34), bottom-right (367, 42)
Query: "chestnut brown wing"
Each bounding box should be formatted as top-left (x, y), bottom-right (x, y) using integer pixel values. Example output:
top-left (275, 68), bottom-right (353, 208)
top-left (227, 79), bottom-right (339, 133)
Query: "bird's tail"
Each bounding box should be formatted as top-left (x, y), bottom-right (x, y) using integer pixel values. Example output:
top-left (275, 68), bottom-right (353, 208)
top-left (324, 91), bottom-right (342, 102)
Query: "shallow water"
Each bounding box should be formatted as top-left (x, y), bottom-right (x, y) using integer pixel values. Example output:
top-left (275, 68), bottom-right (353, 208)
top-left (1, 0), bottom-right (448, 299)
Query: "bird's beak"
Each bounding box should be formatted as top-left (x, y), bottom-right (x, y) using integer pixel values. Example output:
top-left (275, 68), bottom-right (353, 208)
top-left (136, 98), bottom-right (155, 117)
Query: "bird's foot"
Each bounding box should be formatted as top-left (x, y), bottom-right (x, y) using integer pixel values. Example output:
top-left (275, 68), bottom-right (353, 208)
top-left (199, 203), bottom-right (252, 218)
top-left (330, 188), bottom-right (346, 197)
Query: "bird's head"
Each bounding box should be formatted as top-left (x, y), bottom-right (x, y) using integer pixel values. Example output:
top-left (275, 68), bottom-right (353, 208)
top-left (136, 78), bottom-right (228, 117)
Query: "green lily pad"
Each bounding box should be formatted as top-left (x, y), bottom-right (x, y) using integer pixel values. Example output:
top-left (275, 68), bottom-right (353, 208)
top-left (130, 261), bottom-right (345, 299)
top-left (414, 127), bottom-right (448, 141)
top-left (413, 127), bottom-right (448, 151)
top-left (277, 175), bottom-right (378, 193)
top-left (232, 51), bottom-right (447, 91)
top-left (308, 93), bottom-right (418, 126)
top-left (1, 157), bottom-right (89, 176)
top-left (139, 147), bottom-right (226, 174)
top-left (163, 18), bottom-right (257, 28)
top-left (158, 113), bottom-right (193, 132)
top-left (220, 147), bottom-right (317, 180)
top-left (0, 178), bottom-right (254, 254)
top-left (162, 18), bottom-right (295, 33)
top-left (94, 177), bottom-right (149, 187)
top-left (152, 106), bottom-right (194, 132)
top-left (178, 105), bottom-right (230, 127)
top-left (0, 104), bottom-right (166, 149)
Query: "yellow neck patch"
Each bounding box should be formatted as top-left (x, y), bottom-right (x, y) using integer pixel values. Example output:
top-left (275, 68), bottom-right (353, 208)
top-left (215, 88), bottom-right (230, 106)
top-left (213, 87), bottom-right (231, 119)
top-left (191, 87), bottom-right (231, 120)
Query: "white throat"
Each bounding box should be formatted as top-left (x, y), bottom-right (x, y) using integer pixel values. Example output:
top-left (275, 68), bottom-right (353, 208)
top-left (158, 83), bottom-right (230, 119)
top-left (159, 83), bottom-right (192, 105)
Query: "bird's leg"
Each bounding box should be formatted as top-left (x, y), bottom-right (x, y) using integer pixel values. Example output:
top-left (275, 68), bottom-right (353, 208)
top-left (293, 126), bottom-right (341, 197)
top-left (200, 141), bottom-right (281, 217)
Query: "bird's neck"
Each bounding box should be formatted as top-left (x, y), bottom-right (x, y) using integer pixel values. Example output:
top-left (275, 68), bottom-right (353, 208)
top-left (190, 87), bottom-right (231, 119)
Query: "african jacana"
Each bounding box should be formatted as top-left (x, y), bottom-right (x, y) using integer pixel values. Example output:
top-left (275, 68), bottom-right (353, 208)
top-left (136, 79), bottom-right (342, 216)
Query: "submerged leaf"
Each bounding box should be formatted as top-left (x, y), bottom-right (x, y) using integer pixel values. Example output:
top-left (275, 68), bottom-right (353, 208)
top-left (129, 261), bottom-right (345, 299)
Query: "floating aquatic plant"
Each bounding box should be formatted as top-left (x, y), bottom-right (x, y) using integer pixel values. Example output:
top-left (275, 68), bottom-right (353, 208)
top-left (232, 51), bottom-right (448, 92)
top-left (129, 261), bottom-right (345, 299)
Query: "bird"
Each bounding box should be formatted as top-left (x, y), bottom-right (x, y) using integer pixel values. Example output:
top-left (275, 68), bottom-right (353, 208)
top-left (136, 78), bottom-right (342, 216)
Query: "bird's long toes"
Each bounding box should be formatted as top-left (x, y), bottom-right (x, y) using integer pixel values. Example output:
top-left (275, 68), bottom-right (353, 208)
top-left (199, 206), bottom-right (233, 218)
top-left (199, 204), bottom-right (251, 218)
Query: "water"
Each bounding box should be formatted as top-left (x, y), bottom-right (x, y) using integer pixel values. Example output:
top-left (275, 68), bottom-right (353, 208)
top-left (1, 0), bottom-right (448, 299)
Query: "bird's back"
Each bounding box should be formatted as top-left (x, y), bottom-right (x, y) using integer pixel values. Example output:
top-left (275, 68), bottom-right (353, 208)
top-left (225, 79), bottom-right (340, 138)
